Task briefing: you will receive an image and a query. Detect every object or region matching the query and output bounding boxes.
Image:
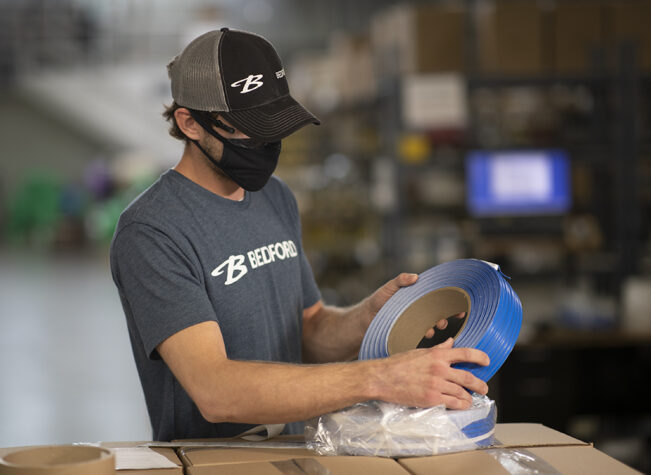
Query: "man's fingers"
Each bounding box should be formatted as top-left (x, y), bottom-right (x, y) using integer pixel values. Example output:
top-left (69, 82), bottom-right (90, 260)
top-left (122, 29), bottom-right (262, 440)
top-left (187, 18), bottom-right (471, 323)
top-left (441, 394), bottom-right (472, 410)
top-left (395, 272), bottom-right (418, 288)
top-left (448, 367), bottom-right (489, 395)
top-left (444, 347), bottom-right (490, 367)
top-left (434, 337), bottom-right (454, 349)
top-left (439, 380), bottom-right (473, 403)
top-left (430, 312), bottom-right (464, 335)
top-left (425, 328), bottom-right (435, 339)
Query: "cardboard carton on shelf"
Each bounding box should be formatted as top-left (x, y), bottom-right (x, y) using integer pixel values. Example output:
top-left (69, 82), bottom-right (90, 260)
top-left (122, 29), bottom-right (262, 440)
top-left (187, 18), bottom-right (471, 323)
top-left (553, 1), bottom-right (605, 74)
top-left (476, 0), bottom-right (552, 75)
top-left (328, 32), bottom-right (377, 106)
top-left (370, 2), bottom-right (467, 76)
top-left (607, 0), bottom-right (651, 71)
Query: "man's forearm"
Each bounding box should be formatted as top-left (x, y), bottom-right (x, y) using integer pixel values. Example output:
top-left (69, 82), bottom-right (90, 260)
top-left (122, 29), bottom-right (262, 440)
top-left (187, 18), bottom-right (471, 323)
top-left (302, 274), bottom-right (420, 364)
top-left (198, 357), bottom-right (378, 424)
top-left (302, 302), bottom-right (369, 363)
top-left (196, 341), bottom-right (490, 425)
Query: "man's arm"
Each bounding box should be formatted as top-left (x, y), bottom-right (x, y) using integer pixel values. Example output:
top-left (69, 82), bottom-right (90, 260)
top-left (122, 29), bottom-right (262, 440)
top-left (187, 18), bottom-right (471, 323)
top-left (157, 319), bottom-right (489, 425)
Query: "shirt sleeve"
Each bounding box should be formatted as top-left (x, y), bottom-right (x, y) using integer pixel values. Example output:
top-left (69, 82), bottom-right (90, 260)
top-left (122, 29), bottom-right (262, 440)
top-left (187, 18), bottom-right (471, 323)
top-left (291, 197), bottom-right (321, 309)
top-left (111, 222), bottom-right (218, 359)
top-left (264, 176), bottom-right (322, 310)
top-left (300, 249), bottom-right (321, 309)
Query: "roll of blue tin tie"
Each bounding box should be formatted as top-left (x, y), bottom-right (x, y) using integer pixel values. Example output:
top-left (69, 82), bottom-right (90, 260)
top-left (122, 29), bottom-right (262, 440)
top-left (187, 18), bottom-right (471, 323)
top-left (359, 259), bottom-right (522, 382)
top-left (356, 259), bottom-right (522, 450)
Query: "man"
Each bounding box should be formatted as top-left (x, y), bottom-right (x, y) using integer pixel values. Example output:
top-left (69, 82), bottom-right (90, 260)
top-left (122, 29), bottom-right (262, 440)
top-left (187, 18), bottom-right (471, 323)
top-left (110, 28), bottom-right (489, 441)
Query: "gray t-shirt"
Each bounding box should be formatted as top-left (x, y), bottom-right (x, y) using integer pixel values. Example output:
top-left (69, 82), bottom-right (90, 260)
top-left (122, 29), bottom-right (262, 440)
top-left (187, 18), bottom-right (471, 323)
top-left (110, 170), bottom-right (321, 441)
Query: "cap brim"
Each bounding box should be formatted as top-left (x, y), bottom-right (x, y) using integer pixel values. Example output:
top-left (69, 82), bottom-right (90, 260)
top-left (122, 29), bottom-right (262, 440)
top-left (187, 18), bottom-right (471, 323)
top-left (221, 95), bottom-right (320, 142)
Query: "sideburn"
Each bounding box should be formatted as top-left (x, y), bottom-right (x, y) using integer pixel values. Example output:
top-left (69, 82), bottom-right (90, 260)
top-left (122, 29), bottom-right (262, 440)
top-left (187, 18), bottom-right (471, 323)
top-left (194, 138), bottom-right (230, 180)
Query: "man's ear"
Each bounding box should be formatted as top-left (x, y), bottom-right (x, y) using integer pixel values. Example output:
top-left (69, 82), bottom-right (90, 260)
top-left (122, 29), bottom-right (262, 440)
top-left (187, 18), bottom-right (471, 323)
top-left (174, 108), bottom-right (202, 141)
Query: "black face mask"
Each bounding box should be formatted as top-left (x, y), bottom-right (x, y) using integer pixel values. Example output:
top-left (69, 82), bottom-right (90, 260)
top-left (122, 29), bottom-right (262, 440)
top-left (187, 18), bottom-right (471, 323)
top-left (189, 110), bottom-right (281, 192)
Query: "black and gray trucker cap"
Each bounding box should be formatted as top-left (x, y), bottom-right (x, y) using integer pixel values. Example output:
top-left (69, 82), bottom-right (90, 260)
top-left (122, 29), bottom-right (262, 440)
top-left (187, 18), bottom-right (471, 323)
top-left (167, 28), bottom-right (320, 142)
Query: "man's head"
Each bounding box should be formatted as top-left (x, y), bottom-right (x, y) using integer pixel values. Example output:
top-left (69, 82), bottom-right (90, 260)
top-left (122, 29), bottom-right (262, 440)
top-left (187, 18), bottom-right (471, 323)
top-left (165, 28), bottom-right (319, 143)
top-left (163, 28), bottom-right (320, 191)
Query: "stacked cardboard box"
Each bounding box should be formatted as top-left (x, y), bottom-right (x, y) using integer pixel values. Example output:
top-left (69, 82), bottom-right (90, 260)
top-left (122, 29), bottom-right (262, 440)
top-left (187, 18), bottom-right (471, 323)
top-left (0, 425), bottom-right (640, 474)
top-left (370, 2), bottom-right (467, 75)
top-left (476, 0), bottom-right (552, 75)
top-left (158, 423), bottom-right (638, 474)
top-left (553, 1), bottom-right (604, 74)
top-left (607, 0), bottom-right (651, 71)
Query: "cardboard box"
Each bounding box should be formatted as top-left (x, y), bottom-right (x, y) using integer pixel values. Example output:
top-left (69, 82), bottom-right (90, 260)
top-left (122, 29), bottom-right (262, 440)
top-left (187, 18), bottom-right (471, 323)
top-left (0, 445), bottom-right (114, 474)
top-left (553, 1), bottom-right (605, 74)
top-left (166, 424), bottom-right (640, 474)
top-left (371, 2), bottom-right (467, 75)
top-left (175, 439), bottom-right (410, 474)
top-left (177, 446), bottom-right (314, 468)
top-left (401, 73), bottom-right (468, 131)
top-left (180, 454), bottom-right (411, 475)
top-left (329, 32), bottom-right (377, 105)
top-left (607, 0), bottom-right (651, 71)
top-left (477, 0), bottom-right (552, 75)
top-left (0, 442), bottom-right (182, 475)
top-left (397, 423), bottom-right (641, 475)
top-left (397, 446), bottom-right (641, 475)
top-left (101, 441), bottom-right (183, 475)
top-left (1, 424), bottom-right (640, 474)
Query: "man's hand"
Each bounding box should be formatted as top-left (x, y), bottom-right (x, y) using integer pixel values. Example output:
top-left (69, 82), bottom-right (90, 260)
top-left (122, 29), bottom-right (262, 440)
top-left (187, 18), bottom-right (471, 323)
top-left (362, 273), bottom-right (418, 331)
top-left (372, 337), bottom-right (490, 410)
top-left (362, 274), bottom-right (465, 339)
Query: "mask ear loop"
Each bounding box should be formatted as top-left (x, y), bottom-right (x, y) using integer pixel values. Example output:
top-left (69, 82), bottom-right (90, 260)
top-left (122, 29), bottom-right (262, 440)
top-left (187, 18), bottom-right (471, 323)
top-left (188, 110), bottom-right (230, 144)
top-left (189, 110), bottom-right (271, 151)
top-left (187, 110), bottom-right (235, 178)
top-left (188, 109), bottom-right (236, 134)
top-left (211, 117), bottom-right (236, 134)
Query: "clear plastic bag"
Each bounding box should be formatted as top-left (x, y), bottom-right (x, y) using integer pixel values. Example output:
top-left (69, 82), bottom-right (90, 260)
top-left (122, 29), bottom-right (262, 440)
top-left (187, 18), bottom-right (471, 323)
top-left (305, 394), bottom-right (496, 457)
top-left (486, 448), bottom-right (562, 474)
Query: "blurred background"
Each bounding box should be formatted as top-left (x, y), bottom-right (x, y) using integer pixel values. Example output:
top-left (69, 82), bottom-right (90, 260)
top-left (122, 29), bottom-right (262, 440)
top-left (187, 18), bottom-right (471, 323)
top-left (0, 0), bottom-right (650, 471)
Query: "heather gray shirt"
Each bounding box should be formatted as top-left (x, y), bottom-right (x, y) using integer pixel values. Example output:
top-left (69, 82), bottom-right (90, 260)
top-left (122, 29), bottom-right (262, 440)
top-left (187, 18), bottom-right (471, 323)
top-left (110, 170), bottom-right (321, 441)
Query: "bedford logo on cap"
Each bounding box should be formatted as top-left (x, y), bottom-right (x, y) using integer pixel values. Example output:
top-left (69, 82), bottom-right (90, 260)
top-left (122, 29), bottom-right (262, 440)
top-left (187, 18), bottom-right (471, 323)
top-left (231, 74), bottom-right (264, 94)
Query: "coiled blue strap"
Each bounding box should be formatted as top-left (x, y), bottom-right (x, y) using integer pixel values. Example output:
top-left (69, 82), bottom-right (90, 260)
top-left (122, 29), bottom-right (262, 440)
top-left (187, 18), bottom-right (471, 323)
top-left (359, 259), bottom-right (522, 382)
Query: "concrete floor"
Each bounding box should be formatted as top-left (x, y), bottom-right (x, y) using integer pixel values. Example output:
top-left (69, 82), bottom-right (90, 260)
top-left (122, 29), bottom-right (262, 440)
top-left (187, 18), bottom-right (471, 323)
top-left (0, 251), bottom-right (150, 447)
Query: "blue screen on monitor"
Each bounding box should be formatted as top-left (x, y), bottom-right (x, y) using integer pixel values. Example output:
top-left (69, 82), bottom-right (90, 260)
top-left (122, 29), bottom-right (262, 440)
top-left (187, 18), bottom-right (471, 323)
top-left (466, 150), bottom-right (571, 216)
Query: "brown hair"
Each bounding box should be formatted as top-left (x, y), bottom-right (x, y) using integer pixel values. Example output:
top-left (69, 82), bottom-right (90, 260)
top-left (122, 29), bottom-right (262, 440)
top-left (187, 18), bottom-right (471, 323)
top-left (162, 102), bottom-right (190, 143)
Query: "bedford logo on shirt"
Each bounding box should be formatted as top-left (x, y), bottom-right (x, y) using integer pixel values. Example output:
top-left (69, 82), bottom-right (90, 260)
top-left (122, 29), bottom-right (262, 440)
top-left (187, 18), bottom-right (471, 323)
top-left (211, 240), bottom-right (299, 285)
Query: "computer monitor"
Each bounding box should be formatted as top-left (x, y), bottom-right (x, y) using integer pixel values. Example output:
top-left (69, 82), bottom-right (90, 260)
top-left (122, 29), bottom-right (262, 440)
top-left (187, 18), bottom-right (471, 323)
top-left (466, 149), bottom-right (571, 217)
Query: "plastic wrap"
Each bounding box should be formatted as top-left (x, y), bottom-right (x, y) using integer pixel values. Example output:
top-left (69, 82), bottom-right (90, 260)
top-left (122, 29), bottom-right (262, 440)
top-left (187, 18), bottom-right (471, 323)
top-left (486, 448), bottom-right (562, 474)
top-left (305, 394), bottom-right (496, 457)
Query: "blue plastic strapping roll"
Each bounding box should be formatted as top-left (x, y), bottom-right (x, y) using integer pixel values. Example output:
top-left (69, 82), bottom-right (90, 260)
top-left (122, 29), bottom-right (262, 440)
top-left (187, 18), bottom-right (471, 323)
top-left (359, 259), bottom-right (523, 382)
top-left (305, 260), bottom-right (520, 457)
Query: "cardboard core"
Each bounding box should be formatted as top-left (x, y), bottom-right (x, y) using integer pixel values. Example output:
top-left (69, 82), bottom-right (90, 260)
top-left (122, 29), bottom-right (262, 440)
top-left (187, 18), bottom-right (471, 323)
top-left (387, 287), bottom-right (471, 355)
top-left (0, 446), bottom-right (114, 474)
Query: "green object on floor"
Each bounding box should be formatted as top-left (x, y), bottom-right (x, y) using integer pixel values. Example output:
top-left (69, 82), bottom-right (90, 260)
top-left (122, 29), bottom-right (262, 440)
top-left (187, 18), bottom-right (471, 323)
top-left (5, 171), bottom-right (62, 246)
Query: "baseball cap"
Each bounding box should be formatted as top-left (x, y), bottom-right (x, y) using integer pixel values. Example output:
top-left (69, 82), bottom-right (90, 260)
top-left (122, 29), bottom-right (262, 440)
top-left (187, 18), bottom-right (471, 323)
top-left (167, 28), bottom-right (320, 142)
